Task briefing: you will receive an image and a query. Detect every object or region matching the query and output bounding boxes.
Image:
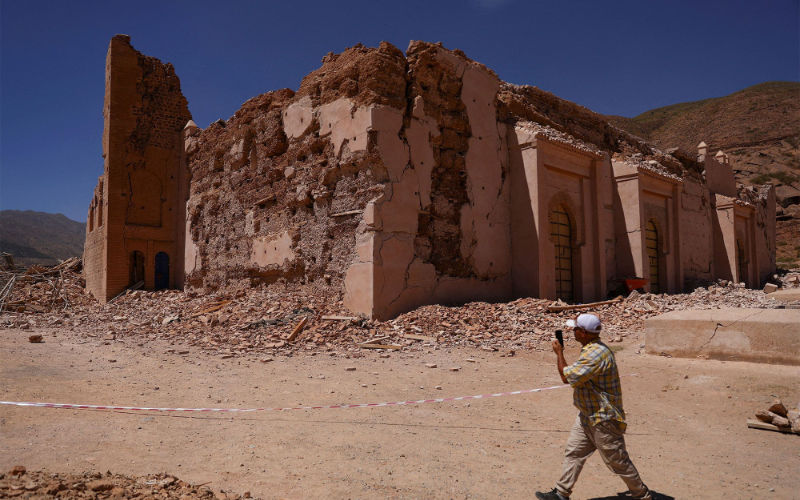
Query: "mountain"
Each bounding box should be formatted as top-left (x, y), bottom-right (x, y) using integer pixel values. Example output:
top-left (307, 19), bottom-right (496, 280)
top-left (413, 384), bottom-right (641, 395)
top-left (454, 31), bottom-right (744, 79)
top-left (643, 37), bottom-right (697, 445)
top-left (0, 210), bottom-right (85, 266)
top-left (607, 81), bottom-right (800, 269)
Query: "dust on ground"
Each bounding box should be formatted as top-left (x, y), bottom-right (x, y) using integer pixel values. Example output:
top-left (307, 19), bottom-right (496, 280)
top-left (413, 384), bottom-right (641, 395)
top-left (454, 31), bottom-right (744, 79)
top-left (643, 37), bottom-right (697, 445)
top-left (2, 323), bottom-right (798, 499)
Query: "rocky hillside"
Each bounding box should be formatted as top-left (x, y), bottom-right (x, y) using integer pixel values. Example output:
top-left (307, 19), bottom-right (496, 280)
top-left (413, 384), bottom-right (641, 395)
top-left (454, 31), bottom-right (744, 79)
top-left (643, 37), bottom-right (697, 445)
top-left (0, 210), bottom-right (85, 266)
top-left (608, 81), bottom-right (800, 268)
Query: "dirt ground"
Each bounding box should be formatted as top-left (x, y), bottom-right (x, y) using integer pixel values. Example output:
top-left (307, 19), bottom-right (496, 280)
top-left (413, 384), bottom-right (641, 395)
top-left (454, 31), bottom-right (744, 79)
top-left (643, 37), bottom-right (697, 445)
top-left (1, 326), bottom-right (798, 499)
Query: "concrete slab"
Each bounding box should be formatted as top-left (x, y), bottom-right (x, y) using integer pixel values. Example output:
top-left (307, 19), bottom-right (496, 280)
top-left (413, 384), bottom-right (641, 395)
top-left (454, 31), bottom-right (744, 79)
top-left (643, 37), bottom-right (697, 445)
top-left (767, 288), bottom-right (800, 303)
top-left (645, 309), bottom-right (800, 365)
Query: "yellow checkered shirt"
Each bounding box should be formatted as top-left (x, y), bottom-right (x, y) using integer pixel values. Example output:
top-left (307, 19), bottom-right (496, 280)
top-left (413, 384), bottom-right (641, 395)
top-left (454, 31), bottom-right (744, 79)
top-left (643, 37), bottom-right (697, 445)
top-left (562, 340), bottom-right (626, 430)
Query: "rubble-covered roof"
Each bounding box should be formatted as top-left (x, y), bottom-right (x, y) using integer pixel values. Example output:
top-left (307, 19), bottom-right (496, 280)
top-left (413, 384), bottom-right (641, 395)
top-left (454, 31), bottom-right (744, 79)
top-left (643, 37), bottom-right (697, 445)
top-left (514, 121), bottom-right (603, 156)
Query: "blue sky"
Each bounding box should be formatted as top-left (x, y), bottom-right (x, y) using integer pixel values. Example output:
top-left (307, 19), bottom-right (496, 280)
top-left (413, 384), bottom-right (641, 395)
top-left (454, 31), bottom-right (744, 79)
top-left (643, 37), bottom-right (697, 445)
top-left (1, 0), bottom-right (798, 222)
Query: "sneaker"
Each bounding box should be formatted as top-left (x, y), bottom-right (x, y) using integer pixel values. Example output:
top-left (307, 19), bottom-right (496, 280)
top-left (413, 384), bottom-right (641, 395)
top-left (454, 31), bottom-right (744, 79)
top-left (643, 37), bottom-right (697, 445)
top-left (535, 488), bottom-right (568, 500)
top-left (629, 487), bottom-right (653, 500)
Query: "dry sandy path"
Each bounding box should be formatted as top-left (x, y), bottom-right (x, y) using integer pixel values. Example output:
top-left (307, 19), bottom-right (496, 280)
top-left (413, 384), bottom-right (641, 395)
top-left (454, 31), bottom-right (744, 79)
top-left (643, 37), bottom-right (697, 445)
top-left (1, 327), bottom-right (798, 499)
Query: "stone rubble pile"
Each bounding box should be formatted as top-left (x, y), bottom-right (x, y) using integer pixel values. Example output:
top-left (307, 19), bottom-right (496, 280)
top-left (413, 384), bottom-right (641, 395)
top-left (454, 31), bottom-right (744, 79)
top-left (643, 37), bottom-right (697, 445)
top-left (0, 466), bottom-right (251, 499)
top-left (1, 259), bottom-right (796, 358)
top-left (753, 398), bottom-right (800, 435)
top-left (0, 257), bottom-right (90, 314)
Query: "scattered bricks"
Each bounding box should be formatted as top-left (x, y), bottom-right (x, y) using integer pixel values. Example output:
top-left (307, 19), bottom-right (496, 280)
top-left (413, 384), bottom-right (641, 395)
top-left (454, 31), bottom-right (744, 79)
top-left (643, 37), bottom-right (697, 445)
top-left (763, 283), bottom-right (779, 293)
top-left (27, 335), bottom-right (43, 343)
top-left (87, 480), bottom-right (115, 492)
top-left (0, 469), bottom-right (249, 498)
top-left (756, 409), bottom-right (791, 428)
top-left (755, 409), bottom-right (776, 423)
top-left (768, 399), bottom-right (788, 417)
top-left (425, 363), bottom-right (437, 368)
top-left (345, 366), bottom-right (356, 371)
top-left (10, 466), bottom-right (26, 476)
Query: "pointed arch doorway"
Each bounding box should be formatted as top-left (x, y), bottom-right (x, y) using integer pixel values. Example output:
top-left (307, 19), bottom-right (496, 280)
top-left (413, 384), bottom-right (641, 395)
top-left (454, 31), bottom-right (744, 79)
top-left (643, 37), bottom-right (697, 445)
top-left (550, 205), bottom-right (574, 302)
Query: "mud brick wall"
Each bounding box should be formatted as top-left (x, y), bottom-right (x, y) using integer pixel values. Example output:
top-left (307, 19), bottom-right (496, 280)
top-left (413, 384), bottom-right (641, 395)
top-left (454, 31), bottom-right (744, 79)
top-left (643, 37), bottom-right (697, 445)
top-left (183, 43), bottom-right (408, 296)
top-left (87, 36), bottom-right (775, 316)
top-left (84, 35), bottom-right (191, 302)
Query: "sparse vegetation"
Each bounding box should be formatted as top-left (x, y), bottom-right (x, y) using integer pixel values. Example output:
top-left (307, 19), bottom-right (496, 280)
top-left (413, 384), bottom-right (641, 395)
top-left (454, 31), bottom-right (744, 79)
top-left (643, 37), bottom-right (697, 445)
top-left (751, 171), bottom-right (799, 185)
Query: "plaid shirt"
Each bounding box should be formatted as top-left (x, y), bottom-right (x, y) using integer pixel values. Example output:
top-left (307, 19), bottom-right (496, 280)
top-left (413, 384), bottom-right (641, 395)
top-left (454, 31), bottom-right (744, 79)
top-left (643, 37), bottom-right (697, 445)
top-left (563, 340), bottom-right (626, 430)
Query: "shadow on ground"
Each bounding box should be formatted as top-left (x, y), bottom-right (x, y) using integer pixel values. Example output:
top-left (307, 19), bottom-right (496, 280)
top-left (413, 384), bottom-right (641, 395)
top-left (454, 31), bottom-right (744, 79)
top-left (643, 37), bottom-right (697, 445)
top-left (589, 492), bottom-right (674, 500)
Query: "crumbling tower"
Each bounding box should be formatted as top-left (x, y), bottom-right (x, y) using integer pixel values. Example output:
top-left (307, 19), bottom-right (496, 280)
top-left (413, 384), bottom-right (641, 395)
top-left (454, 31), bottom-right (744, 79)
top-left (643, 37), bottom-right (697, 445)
top-left (83, 35), bottom-right (192, 302)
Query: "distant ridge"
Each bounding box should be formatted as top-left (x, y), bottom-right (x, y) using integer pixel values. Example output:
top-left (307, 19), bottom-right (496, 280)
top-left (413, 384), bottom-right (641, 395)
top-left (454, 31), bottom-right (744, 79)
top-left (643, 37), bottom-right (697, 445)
top-left (608, 81), bottom-right (800, 152)
top-left (0, 210), bottom-right (85, 266)
top-left (608, 81), bottom-right (800, 268)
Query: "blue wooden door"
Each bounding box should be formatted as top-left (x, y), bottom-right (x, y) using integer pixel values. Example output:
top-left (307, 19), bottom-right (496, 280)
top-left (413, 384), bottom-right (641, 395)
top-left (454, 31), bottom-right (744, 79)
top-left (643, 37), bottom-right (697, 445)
top-left (154, 252), bottom-right (169, 290)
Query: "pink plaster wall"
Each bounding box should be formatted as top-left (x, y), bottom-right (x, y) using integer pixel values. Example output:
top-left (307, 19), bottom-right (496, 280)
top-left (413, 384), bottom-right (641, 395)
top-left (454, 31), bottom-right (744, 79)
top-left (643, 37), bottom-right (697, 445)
top-left (704, 155), bottom-right (736, 197)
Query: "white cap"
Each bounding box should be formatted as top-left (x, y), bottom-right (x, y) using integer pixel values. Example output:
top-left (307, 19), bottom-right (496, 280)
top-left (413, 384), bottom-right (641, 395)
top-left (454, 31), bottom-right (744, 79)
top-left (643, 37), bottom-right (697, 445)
top-left (565, 313), bottom-right (602, 334)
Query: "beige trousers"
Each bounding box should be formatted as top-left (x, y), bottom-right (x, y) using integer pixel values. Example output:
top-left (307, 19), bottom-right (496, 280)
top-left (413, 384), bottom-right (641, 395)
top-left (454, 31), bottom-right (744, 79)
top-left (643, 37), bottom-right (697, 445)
top-left (556, 415), bottom-right (650, 499)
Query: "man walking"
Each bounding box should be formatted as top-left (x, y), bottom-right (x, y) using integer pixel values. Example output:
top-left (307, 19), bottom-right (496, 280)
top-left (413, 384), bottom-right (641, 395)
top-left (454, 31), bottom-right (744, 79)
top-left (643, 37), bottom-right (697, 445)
top-left (535, 313), bottom-right (652, 500)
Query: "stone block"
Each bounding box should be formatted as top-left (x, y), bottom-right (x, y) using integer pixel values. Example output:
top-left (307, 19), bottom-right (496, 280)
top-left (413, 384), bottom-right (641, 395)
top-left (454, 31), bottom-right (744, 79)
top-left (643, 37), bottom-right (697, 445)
top-left (768, 289), bottom-right (800, 303)
top-left (645, 309), bottom-right (800, 365)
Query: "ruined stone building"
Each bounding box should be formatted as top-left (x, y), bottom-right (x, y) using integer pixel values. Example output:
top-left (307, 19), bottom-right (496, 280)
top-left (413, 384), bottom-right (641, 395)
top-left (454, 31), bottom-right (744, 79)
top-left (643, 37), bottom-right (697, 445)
top-left (84, 35), bottom-right (776, 318)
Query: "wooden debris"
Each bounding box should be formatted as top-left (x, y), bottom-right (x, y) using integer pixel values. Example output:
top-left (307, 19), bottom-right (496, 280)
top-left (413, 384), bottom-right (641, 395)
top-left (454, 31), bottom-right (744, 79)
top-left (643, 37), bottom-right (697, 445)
top-left (357, 343), bottom-right (402, 350)
top-left (330, 209), bottom-right (363, 217)
top-left (546, 296), bottom-right (623, 312)
top-left (360, 335), bottom-right (391, 345)
top-left (189, 300), bottom-right (231, 318)
top-left (0, 274), bottom-right (17, 311)
top-left (286, 316), bottom-right (308, 342)
top-left (321, 315), bottom-right (359, 321)
top-left (756, 409), bottom-right (790, 428)
top-left (404, 333), bottom-right (437, 342)
top-left (747, 419), bottom-right (794, 434)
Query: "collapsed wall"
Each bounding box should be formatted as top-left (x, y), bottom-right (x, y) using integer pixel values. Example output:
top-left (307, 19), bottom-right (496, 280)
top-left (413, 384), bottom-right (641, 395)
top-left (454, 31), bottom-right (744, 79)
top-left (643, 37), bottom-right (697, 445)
top-left (185, 41), bottom-right (516, 318)
top-left (183, 43), bottom-right (408, 298)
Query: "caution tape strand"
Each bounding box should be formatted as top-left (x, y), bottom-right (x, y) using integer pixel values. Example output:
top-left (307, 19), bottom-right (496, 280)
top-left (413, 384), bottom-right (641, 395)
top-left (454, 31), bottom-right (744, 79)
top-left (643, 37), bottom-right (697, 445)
top-left (0, 384), bottom-right (568, 413)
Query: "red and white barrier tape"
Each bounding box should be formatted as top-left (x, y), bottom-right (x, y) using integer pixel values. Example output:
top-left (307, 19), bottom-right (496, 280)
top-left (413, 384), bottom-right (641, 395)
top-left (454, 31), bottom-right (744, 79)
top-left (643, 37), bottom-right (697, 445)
top-left (0, 383), bottom-right (568, 413)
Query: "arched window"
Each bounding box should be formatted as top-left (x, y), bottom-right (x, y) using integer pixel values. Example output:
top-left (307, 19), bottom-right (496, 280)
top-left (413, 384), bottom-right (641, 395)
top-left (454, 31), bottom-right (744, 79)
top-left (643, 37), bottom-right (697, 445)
top-left (645, 220), bottom-right (660, 293)
top-left (550, 205), bottom-right (574, 302)
top-left (154, 252), bottom-right (169, 290)
top-left (129, 251), bottom-right (145, 286)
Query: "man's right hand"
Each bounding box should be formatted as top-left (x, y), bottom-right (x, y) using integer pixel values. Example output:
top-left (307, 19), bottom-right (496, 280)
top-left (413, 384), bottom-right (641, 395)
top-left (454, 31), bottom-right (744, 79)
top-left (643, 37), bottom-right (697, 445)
top-left (552, 339), bottom-right (563, 355)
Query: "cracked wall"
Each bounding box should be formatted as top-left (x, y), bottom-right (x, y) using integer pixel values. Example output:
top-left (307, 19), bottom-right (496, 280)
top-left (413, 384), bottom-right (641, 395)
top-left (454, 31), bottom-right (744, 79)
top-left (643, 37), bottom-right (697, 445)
top-left (345, 42), bottom-right (514, 319)
top-left (184, 43), bottom-right (407, 299)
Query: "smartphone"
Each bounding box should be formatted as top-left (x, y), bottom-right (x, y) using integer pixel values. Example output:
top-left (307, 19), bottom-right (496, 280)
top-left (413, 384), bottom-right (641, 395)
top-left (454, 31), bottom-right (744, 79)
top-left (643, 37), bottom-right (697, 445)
top-left (555, 329), bottom-right (564, 347)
